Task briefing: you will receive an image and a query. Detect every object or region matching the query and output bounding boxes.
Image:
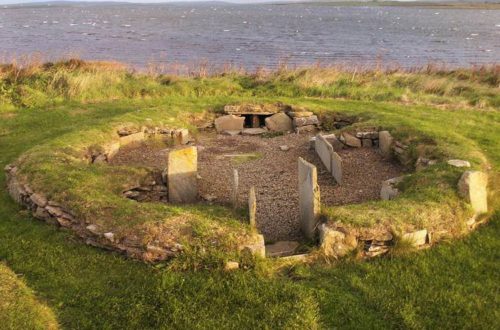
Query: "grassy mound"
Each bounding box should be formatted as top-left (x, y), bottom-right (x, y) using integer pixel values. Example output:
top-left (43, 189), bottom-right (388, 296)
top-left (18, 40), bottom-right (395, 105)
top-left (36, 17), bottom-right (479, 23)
top-left (0, 263), bottom-right (59, 330)
top-left (0, 60), bottom-right (498, 328)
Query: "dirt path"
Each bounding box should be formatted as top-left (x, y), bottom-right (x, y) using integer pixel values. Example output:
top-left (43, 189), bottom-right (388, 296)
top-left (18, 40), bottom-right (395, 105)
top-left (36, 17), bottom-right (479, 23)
top-left (111, 132), bottom-right (404, 242)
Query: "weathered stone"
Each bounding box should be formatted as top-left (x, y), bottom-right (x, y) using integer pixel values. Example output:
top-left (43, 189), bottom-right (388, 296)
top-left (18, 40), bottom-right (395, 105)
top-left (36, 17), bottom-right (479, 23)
top-left (119, 131), bottom-right (145, 146)
top-left (295, 125), bottom-right (317, 134)
top-left (86, 224), bottom-right (100, 235)
top-left (215, 115), bottom-right (244, 133)
top-left (29, 193), bottom-right (47, 207)
top-left (265, 241), bottom-right (299, 257)
top-left (167, 146), bottom-right (198, 203)
top-left (315, 134), bottom-right (334, 172)
top-left (447, 159), bottom-right (471, 168)
top-left (288, 111), bottom-right (314, 118)
top-left (380, 176), bottom-right (404, 200)
top-left (221, 130), bottom-right (241, 136)
top-left (104, 141), bottom-right (121, 159)
top-left (340, 132), bottom-right (362, 148)
top-left (324, 134), bottom-right (344, 151)
top-left (224, 261), bottom-right (239, 271)
top-left (242, 128), bottom-right (267, 136)
top-left (356, 131), bottom-right (379, 139)
top-left (319, 224), bottom-right (357, 258)
top-left (298, 157), bottom-right (320, 240)
top-left (45, 205), bottom-right (65, 218)
top-left (93, 154), bottom-right (107, 164)
top-left (173, 128), bottom-right (189, 145)
top-left (293, 115), bottom-right (319, 128)
top-left (279, 145), bottom-right (290, 151)
top-left (458, 171), bottom-right (488, 214)
top-left (104, 232), bottom-right (115, 242)
top-left (331, 151), bottom-right (342, 185)
top-left (240, 234), bottom-right (265, 258)
top-left (379, 131), bottom-right (393, 157)
top-left (34, 206), bottom-right (51, 221)
top-left (362, 138), bottom-right (373, 148)
top-left (403, 229), bottom-right (429, 247)
top-left (232, 169), bottom-right (239, 209)
top-left (224, 103), bottom-right (282, 115)
top-left (248, 186), bottom-right (256, 228)
top-left (265, 112), bottom-right (293, 132)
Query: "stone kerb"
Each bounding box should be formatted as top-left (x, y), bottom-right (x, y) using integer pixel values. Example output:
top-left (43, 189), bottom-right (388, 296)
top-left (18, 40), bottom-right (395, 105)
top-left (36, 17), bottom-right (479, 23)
top-left (315, 134), bottom-right (342, 184)
top-left (167, 146), bottom-right (198, 203)
top-left (458, 171), bottom-right (488, 215)
top-left (298, 157), bottom-right (321, 240)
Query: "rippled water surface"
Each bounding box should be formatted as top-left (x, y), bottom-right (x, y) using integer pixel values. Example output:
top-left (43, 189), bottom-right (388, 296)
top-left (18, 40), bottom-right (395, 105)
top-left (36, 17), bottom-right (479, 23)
top-left (1, 3), bottom-right (499, 68)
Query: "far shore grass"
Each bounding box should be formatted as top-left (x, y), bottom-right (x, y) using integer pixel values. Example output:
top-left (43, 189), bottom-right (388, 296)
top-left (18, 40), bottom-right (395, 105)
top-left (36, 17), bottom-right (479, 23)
top-left (0, 59), bottom-right (498, 329)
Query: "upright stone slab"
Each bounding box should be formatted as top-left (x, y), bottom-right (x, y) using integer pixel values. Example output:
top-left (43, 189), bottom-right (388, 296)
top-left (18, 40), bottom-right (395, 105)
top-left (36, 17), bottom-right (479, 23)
top-left (315, 134), bottom-right (333, 172)
top-left (379, 131), bottom-right (394, 157)
top-left (248, 186), bottom-right (257, 228)
top-left (458, 171), bottom-right (488, 214)
top-left (167, 146), bottom-right (198, 203)
top-left (214, 115), bottom-right (244, 133)
top-left (232, 169), bottom-right (239, 209)
top-left (331, 151), bottom-right (342, 185)
top-left (298, 157), bottom-right (321, 240)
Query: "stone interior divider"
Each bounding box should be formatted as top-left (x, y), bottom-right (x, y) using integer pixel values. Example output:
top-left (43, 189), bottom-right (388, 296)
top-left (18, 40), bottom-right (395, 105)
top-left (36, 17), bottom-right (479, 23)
top-left (315, 134), bottom-right (342, 184)
top-left (298, 157), bottom-right (321, 240)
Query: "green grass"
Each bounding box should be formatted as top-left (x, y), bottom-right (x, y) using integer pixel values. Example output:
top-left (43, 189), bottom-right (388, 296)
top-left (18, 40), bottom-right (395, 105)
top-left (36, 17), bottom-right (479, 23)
top-left (0, 61), bottom-right (498, 329)
top-left (0, 263), bottom-right (59, 330)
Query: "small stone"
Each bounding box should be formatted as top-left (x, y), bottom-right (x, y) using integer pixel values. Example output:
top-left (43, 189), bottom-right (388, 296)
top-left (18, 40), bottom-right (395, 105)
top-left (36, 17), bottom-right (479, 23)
top-left (340, 132), bottom-right (362, 148)
top-left (173, 128), bottom-right (189, 145)
top-left (93, 154), bottom-right (107, 164)
top-left (86, 224), bottom-right (100, 235)
top-left (447, 159), bottom-right (471, 168)
top-left (403, 229), bottom-right (429, 247)
top-left (295, 125), bottom-right (317, 134)
top-left (104, 232), bottom-right (115, 242)
top-left (224, 261), bottom-right (239, 271)
top-left (279, 145), bottom-right (290, 151)
top-left (292, 115), bottom-right (319, 127)
top-left (30, 193), bottom-right (47, 207)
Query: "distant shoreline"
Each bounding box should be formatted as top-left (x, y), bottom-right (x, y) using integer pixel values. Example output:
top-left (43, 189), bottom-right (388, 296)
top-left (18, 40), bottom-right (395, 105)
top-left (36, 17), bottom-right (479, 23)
top-left (3, 1), bottom-right (500, 10)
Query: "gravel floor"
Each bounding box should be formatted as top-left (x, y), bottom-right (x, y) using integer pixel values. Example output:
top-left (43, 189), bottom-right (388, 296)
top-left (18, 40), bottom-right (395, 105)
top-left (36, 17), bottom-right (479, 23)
top-left (110, 132), bottom-right (404, 242)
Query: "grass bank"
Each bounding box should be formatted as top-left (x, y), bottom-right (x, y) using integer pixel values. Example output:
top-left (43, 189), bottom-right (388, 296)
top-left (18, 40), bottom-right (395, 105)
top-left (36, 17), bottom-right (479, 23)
top-left (0, 60), bottom-right (498, 329)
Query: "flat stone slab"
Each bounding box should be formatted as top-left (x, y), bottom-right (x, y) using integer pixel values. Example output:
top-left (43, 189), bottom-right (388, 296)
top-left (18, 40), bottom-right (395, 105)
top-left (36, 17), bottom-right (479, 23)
top-left (315, 134), bottom-right (334, 172)
top-left (448, 159), bottom-right (471, 168)
top-left (167, 146), bottom-right (198, 203)
top-left (265, 241), bottom-right (300, 257)
top-left (242, 128), bottom-right (267, 135)
top-left (119, 131), bottom-right (145, 146)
